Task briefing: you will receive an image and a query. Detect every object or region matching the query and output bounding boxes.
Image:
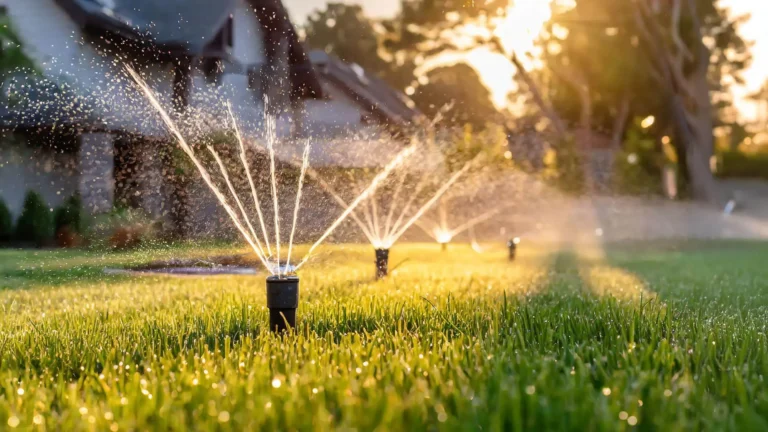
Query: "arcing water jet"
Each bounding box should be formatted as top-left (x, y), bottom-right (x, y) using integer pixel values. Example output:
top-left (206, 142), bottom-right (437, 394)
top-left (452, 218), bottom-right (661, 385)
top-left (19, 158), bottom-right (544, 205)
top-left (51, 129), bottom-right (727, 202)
top-left (310, 152), bottom-right (473, 279)
top-left (125, 65), bottom-right (415, 331)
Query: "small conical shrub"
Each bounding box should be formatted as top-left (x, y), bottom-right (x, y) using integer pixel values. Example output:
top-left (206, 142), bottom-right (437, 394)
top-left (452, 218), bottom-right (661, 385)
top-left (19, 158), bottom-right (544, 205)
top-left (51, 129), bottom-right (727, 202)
top-left (0, 198), bottom-right (12, 245)
top-left (54, 193), bottom-right (83, 233)
top-left (54, 193), bottom-right (84, 248)
top-left (14, 191), bottom-right (53, 247)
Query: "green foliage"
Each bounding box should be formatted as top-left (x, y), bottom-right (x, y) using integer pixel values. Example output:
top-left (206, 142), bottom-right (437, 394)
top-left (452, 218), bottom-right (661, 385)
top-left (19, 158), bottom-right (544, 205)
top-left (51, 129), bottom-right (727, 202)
top-left (542, 138), bottom-right (585, 195)
top-left (85, 207), bottom-right (158, 250)
top-left (613, 128), bottom-right (665, 195)
top-left (545, 0), bottom-right (750, 136)
top-left (717, 150), bottom-right (768, 180)
top-left (303, 2), bottom-right (504, 125)
top-left (14, 190), bottom-right (52, 247)
top-left (0, 9), bottom-right (36, 76)
top-left (305, 4), bottom-right (391, 78)
top-left (53, 194), bottom-right (84, 234)
top-left (0, 242), bottom-right (768, 429)
top-left (0, 198), bottom-right (13, 244)
top-left (414, 64), bottom-right (500, 127)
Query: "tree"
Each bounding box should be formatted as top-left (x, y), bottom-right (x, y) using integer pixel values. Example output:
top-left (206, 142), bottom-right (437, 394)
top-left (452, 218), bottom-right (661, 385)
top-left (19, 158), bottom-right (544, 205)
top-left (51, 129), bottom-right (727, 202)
top-left (628, 0), bottom-right (750, 202)
top-left (748, 79), bottom-right (768, 130)
top-left (0, 9), bottom-right (36, 77)
top-left (0, 198), bottom-right (12, 245)
top-left (533, 0), bottom-right (750, 202)
top-left (304, 2), bottom-right (501, 125)
top-left (412, 63), bottom-right (499, 128)
top-left (304, 4), bottom-right (391, 78)
top-left (14, 191), bottom-right (53, 247)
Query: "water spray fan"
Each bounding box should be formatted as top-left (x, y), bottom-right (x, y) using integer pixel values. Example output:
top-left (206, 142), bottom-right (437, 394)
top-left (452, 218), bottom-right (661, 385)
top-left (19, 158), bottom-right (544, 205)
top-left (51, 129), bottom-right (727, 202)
top-left (307, 149), bottom-right (475, 280)
top-left (125, 65), bottom-right (417, 333)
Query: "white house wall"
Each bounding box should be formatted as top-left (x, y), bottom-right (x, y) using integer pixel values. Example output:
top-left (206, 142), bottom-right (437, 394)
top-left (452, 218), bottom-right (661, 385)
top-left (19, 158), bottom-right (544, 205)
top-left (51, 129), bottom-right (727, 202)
top-left (2, 0), bottom-right (269, 137)
top-left (232, 0), bottom-right (266, 65)
top-left (304, 84), bottom-right (367, 132)
top-left (0, 139), bottom-right (79, 218)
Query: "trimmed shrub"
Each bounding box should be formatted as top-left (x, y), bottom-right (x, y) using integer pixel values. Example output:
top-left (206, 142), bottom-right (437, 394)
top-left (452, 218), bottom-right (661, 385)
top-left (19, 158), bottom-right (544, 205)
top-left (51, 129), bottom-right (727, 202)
top-left (542, 138), bottom-right (586, 195)
top-left (85, 207), bottom-right (158, 250)
top-left (0, 198), bottom-right (13, 244)
top-left (717, 150), bottom-right (768, 180)
top-left (14, 191), bottom-right (53, 247)
top-left (613, 129), bottom-right (665, 195)
top-left (53, 194), bottom-right (84, 248)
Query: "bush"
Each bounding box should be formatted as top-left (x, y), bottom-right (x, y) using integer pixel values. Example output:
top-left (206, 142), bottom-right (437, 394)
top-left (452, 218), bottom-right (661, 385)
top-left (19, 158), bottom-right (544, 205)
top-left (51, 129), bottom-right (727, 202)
top-left (717, 150), bottom-right (768, 180)
top-left (613, 129), bottom-right (665, 195)
top-left (0, 198), bottom-right (13, 245)
top-left (14, 191), bottom-right (53, 247)
top-left (53, 194), bottom-right (84, 248)
top-left (85, 207), bottom-right (158, 250)
top-left (541, 138), bottom-right (585, 195)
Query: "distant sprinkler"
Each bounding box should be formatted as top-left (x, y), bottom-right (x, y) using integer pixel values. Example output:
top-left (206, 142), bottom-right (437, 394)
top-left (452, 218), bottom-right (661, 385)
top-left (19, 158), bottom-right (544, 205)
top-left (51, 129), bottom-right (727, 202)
top-left (375, 249), bottom-right (390, 279)
top-left (436, 231), bottom-right (453, 251)
top-left (125, 67), bottom-right (416, 334)
top-left (266, 275), bottom-right (299, 333)
top-left (507, 237), bottom-right (520, 261)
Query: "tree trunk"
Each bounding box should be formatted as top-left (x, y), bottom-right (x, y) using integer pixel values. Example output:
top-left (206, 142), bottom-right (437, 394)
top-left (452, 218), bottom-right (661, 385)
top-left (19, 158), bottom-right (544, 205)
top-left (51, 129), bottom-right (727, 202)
top-left (610, 96), bottom-right (630, 149)
top-left (685, 75), bottom-right (721, 202)
top-left (632, 1), bottom-right (723, 204)
top-left (510, 54), bottom-right (569, 140)
top-left (682, 0), bottom-right (722, 203)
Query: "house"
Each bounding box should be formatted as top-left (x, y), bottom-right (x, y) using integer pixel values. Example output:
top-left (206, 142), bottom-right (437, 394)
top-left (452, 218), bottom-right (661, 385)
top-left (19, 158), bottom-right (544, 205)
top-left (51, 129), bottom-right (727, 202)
top-left (0, 0), bottom-right (422, 238)
top-left (0, 0), bottom-right (321, 217)
top-left (269, 50), bottom-right (424, 168)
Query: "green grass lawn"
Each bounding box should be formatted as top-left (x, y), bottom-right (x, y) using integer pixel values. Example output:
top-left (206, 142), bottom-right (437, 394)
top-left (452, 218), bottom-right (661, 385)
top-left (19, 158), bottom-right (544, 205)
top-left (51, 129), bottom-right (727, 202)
top-left (1, 241), bottom-right (768, 430)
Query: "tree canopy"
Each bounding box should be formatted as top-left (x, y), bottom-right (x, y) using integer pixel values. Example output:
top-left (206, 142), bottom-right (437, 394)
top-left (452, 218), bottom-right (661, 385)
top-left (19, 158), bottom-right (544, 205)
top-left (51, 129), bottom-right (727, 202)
top-left (301, 0), bottom-right (755, 201)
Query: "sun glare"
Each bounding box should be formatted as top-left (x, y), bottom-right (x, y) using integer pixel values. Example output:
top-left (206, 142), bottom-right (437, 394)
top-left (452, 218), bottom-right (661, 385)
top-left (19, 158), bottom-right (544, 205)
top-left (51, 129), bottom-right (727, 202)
top-left (414, 1), bottom-right (556, 111)
top-left (435, 230), bottom-right (454, 244)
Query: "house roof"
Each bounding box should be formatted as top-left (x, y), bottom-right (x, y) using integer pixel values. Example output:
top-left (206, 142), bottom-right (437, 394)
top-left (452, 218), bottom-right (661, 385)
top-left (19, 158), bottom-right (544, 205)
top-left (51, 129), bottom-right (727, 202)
top-left (2, 0), bottom-right (324, 132)
top-left (309, 51), bottom-right (423, 130)
top-left (248, 0), bottom-right (323, 100)
top-left (54, 0), bottom-right (323, 100)
top-left (54, 0), bottom-right (235, 55)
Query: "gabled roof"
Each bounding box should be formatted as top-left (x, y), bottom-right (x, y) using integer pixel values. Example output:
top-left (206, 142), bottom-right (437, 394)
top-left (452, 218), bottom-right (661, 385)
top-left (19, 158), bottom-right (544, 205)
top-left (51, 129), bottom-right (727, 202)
top-left (53, 0), bottom-right (323, 100)
top-left (54, 0), bottom-right (235, 55)
top-left (309, 51), bottom-right (423, 129)
top-left (249, 0), bottom-right (323, 100)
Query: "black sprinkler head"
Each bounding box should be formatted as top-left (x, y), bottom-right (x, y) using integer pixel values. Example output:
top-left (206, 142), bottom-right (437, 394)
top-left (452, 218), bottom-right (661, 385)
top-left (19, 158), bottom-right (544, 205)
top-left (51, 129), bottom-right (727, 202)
top-left (266, 275), bottom-right (299, 333)
top-left (375, 249), bottom-right (390, 279)
top-left (507, 238), bottom-right (519, 261)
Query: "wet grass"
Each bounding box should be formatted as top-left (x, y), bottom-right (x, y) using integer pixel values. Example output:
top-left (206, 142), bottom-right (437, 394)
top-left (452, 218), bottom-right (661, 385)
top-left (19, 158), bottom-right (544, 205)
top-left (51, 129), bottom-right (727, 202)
top-left (0, 241), bottom-right (768, 430)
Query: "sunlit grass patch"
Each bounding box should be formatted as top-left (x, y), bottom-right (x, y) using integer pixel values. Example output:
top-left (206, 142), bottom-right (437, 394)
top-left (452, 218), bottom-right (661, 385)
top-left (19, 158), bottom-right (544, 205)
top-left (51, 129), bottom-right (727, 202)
top-left (0, 241), bottom-right (768, 430)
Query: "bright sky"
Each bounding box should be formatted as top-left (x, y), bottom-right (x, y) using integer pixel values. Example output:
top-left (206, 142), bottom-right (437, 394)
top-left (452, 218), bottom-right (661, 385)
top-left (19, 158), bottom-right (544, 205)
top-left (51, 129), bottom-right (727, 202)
top-left (284, 0), bottom-right (768, 121)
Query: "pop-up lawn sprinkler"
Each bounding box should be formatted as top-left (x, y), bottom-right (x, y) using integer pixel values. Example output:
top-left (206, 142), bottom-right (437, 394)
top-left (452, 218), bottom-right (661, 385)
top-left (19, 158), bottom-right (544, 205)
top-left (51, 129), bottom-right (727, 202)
top-left (507, 237), bottom-right (520, 261)
top-left (375, 249), bottom-right (390, 279)
top-left (436, 231), bottom-right (453, 252)
top-left (266, 275), bottom-right (299, 333)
